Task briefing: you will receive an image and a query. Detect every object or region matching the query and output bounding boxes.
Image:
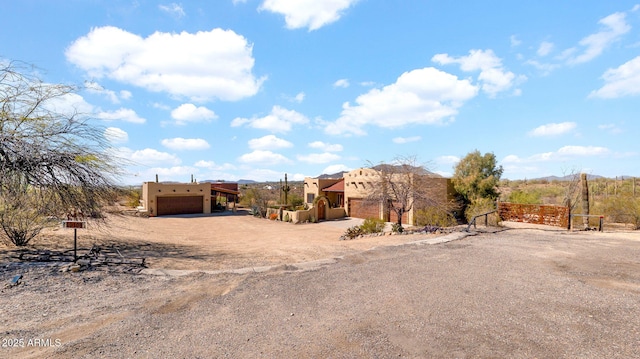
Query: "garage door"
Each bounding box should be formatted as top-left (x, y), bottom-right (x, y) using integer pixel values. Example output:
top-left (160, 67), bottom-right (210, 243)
top-left (348, 198), bottom-right (379, 219)
top-left (157, 196), bottom-right (203, 216)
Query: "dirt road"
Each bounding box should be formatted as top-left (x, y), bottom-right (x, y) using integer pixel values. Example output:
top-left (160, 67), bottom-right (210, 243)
top-left (1, 214), bottom-right (639, 358)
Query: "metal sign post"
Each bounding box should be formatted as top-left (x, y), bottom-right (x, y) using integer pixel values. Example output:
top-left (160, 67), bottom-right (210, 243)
top-left (62, 221), bottom-right (86, 261)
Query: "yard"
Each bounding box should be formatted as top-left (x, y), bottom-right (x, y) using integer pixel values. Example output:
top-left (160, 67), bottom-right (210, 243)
top-left (1, 211), bottom-right (639, 358)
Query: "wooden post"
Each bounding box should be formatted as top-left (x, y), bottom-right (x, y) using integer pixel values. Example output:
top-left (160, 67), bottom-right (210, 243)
top-left (581, 173), bottom-right (589, 229)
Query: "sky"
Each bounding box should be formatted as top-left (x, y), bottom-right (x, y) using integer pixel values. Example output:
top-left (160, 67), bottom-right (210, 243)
top-left (2, 1), bottom-right (640, 184)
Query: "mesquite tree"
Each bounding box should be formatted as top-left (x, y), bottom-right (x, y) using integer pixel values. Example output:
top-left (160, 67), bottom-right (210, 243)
top-left (0, 61), bottom-right (121, 246)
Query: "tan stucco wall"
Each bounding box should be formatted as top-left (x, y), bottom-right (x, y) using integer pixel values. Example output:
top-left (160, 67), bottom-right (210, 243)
top-left (303, 177), bottom-right (342, 206)
top-left (142, 182), bottom-right (211, 216)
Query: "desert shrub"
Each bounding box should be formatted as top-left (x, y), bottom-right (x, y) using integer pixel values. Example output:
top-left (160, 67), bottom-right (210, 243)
top-left (507, 190), bottom-right (541, 204)
top-left (593, 195), bottom-right (640, 229)
top-left (125, 188), bottom-right (142, 208)
top-left (269, 213), bottom-right (278, 220)
top-left (343, 225), bottom-right (364, 239)
top-left (288, 193), bottom-right (304, 208)
top-left (465, 198), bottom-right (499, 225)
top-left (391, 223), bottom-right (404, 233)
top-left (284, 213), bottom-right (290, 222)
top-left (309, 215), bottom-right (316, 223)
top-left (360, 217), bottom-right (385, 234)
top-left (414, 206), bottom-right (457, 227)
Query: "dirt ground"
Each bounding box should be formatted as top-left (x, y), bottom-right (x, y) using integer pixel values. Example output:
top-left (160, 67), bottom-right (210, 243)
top-left (1, 212), bottom-right (640, 358)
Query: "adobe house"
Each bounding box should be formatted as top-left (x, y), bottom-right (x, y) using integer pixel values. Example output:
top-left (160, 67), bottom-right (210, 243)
top-left (141, 181), bottom-right (240, 216)
top-left (303, 167), bottom-right (455, 224)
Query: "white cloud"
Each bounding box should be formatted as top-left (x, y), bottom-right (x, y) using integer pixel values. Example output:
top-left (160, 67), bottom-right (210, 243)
top-left (503, 145), bottom-right (611, 164)
top-left (161, 138), bottom-right (210, 151)
top-left (321, 164), bottom-right (350, 175)
top-left (194, 160), bottom-right (237, 171)
top-left (259, 0), bottom-right (360, 31)
top-left (324, 67), bottom-right (478, 136)
top-left (529, 122), bottom-right (577, 137)
top-left (104, 127), bottom-right (129, 144)
top-left (589, 56), bottom-right (640, 98)
top-left (171, 103), bottom-right (218, 124)
top-left (333, 78), bottom-right (350, 88)
top-left (238, 150), bottom-right (292, 165)
top-left (308, 141), bottom-right (343, 152)
top-left (392, 136), bottom-right (421, 144)
top-left (159, 3), bottom-right (185, 18)
top-left (537, 41), bottom-right (554, 57)
top-left (294, 92), bottom-right (305, 103)
top-left (129, 148), bottom-right (181, 166)
top-left (598, 123), bottom-right (623, 134)
top-left (248, 135), bottom-right (294, 150)
top-left (96, 108), bottom-right (146, 123)
top-left (433, 49), bottom-right (524, 97)
top-left (85, 81), bottom-right (122, 103)
top-left (436, 155), bottom-right (460, 165)
top-left (231, 105), bottom-right (309, 133)
top-left (66, 26), bottom-right (264, 102)
top-left (558, 145), bottom-right (610, 156)
top-left (510, 35), bottom-right (522, 47)
top-left (297, 152), bottom-right (341, 164)
top-left (563, 12), bottom-right (631, 65)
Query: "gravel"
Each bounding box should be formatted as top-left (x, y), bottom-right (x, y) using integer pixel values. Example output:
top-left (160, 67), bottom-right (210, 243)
top-left (1, 228), bottom-right (639, 358)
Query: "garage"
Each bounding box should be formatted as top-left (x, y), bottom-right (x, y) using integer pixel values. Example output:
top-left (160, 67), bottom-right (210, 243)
top-left (156, 196), bottom-right (204, 216)
top-left (347, 198), bottom-right (379, 219)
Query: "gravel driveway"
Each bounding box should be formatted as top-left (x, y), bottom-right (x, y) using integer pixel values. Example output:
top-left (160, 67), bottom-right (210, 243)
top-left (2, 225), bottom-right (639, 358)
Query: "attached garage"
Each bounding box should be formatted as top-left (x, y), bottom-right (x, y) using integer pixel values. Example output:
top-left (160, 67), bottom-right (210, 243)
top-left (156, 196), bottom-right (204, 216)
top-left (348, 198), bottom-right (379, 219)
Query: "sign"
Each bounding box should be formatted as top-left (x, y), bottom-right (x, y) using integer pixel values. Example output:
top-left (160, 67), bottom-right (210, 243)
top-left (62, 221), bottom-right (86, 229)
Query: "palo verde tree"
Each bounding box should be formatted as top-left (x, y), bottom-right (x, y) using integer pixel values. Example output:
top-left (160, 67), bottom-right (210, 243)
top-left (0, 61), bottom-right (121, 246)
top-left (452, 150), bottom-right (503, 221)
top-left (365, 156), bottom-right (444, 232)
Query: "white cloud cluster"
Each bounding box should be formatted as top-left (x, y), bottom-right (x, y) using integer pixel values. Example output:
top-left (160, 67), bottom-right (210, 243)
top-left (297, 153), bottom-right (341, 164)
top-left (248, 135), bottom-right (293, 150)
top-left (308, 141), bottom-right (343, 152)
top-left (104, 127), bottom-right (129, 144)
top-left (66, 26), bottom-right (264, 102)
top-left (392, 136), bottom-right (421, 144)
top-left (259, 0), bottom-right (359, 31)
top-left (238, 150), bottom-right (292, 165)
top-left (321, 164), bottom-right (351, 175)
top-left (159, 3), bottom-right (185, 18)
top-left (589, 56), bottom-right (640, 98)
top-left (503, 145), bottom-right (611, 164)
top-left (562, 12), bottom-right (630, 65)
top-left (324, 67), bottom-right (478, 136)
top-left (528, 122), bottom-right (577, 137)
top-left (161, 138), bottom-right (210, 151)
top-left (231, 105), bottom-right (309, 133)
top-left (96, 108), bottom-right (146, 124)
top-left (128, 148), bottom-right (182, 166)
top-left (84, 81), bottom-right (131, 104)
top-left (432, 49), bottom-right (524, 97)
top-left (333, 79), bottom-right (350, 88)
top-left (171, 103), bottom-right (218, 125)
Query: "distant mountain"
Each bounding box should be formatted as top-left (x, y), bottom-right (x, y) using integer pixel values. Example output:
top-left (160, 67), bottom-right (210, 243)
top-left (530, 174), bottom-right (604, 182)
top-left (237, 179), bottom-right (257, 184)
top-left (318, 171), bottom-right (347, 179)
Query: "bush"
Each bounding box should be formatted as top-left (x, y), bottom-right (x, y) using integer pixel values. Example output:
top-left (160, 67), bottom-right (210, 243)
top-left (284, 213), bottom-right (290, 222)
top-left (465, 198), bottom-right (499, 225)
top-left (391, 223), bottom-right (404, 233)
top-left (593, 195), bottom-right (640, 229)
top-left (361, 217), bottom-right (385, 234)
top-left (414, 206), bottom-right (457, 227)
top-left (507, 190), bottom-right (541, 204)
top-left (343, 225), bottom-right (364, 239)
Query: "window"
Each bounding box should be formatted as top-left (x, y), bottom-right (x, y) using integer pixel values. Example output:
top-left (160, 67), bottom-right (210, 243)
top-left (307, 193), bottom-right (315, 203)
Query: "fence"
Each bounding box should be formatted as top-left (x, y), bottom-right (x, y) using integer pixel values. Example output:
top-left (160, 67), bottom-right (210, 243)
top-left (498, 202), bottom-right (569, 228)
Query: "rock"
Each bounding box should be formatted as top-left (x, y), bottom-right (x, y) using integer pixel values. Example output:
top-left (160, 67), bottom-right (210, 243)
top-left (76, 259), bottom-right (91, 266)
top-left (70, 265), bottom-right (82, 272)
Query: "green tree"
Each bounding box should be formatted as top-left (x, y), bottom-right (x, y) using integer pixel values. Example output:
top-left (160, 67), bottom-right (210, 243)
top-left (0, 61), bottom-right (121, 246)
top-left (452, 150), bottom-right (503, 202)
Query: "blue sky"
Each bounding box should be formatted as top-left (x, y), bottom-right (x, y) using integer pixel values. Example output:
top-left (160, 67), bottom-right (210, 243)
top-left (2, 1), bottom-right (639, 184)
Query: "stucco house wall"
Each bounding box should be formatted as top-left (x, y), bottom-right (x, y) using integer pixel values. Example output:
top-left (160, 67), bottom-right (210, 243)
top-left (142, 182), bottom-right (211, 217)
